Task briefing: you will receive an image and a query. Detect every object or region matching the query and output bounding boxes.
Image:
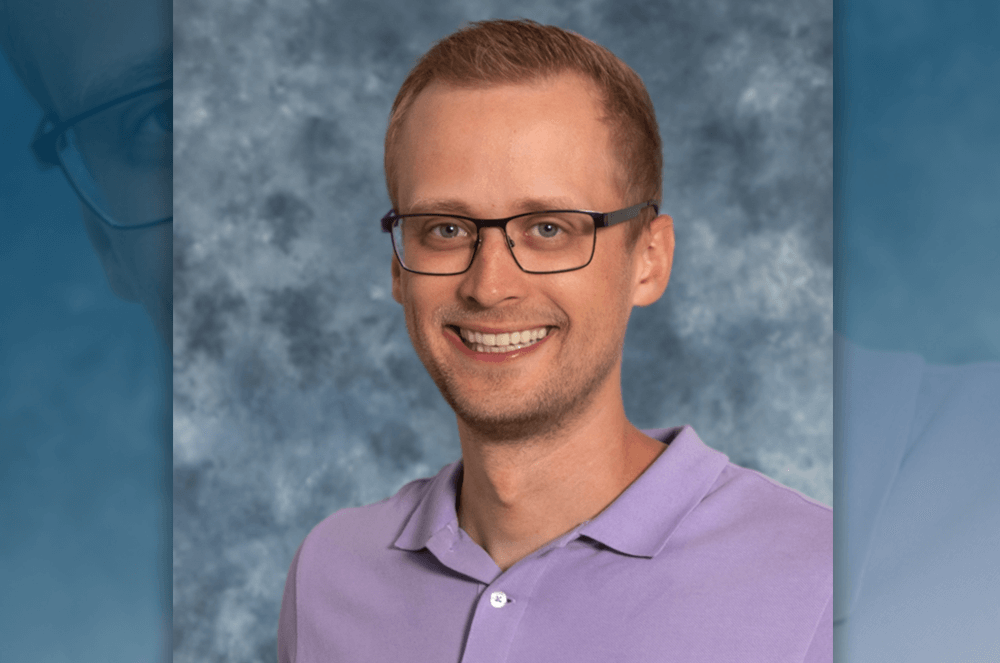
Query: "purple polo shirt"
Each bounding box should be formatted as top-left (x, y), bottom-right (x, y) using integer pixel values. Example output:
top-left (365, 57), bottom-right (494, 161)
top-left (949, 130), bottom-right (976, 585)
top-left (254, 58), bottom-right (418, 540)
top-left (278, 426), bottom-right (832, 662)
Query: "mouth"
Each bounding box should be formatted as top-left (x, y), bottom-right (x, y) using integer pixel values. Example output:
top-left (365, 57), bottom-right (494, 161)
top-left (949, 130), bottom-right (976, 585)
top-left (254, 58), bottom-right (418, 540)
top-left (448, 325), bottom-right (551, 354)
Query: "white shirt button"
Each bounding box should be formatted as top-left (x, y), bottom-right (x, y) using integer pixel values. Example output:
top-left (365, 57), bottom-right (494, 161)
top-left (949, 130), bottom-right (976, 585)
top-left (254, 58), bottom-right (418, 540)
top-left (489, 591), bottom-right (508, 608)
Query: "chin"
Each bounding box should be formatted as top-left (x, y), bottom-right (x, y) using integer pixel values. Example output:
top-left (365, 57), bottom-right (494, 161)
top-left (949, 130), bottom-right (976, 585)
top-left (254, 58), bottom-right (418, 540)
top-left (411, 318), bottom-right (622, 442)
top-left (439, 370), bottom-right (604, 444)
top-left (453, 400), bottom-right (569, 443)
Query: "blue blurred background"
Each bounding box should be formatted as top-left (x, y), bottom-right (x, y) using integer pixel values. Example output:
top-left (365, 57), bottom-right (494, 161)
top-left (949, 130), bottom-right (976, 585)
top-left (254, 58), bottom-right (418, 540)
top-left (835, 1), bottom-right (1000, 660)
top-left (0, 22), bottom-right (170, 663)
top-left (837, 0), bottom-right (1000, 363)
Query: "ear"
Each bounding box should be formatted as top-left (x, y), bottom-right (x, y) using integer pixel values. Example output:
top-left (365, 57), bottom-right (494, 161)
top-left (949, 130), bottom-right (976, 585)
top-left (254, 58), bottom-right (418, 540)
top-left (631, 214), bottom-right (674, 307)
top-left (80, 205), bottom-right (139, 301)
top-left (391, 254), bottom-right (403, 304)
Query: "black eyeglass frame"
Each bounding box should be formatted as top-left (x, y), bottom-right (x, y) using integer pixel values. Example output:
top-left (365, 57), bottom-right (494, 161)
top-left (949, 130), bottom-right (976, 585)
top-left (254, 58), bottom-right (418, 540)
top-left (30, 78), bottom-right (173, 231)
top-left (381, 199), bottom-right (660, 275)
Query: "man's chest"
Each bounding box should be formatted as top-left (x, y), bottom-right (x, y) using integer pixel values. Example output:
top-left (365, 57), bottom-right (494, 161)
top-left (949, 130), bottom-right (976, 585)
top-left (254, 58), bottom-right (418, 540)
top-left (294, 545), bottom-right (826, 663)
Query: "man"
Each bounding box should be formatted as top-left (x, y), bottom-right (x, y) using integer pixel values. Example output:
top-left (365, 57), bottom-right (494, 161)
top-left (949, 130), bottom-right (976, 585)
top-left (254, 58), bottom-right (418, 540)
top-left (279, 20), bottom-right (831, 663)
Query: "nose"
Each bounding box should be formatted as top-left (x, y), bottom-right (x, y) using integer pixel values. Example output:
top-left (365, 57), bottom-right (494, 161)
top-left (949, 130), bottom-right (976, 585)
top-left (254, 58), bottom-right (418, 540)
top-left (457, 227), bottom-right (525, 308)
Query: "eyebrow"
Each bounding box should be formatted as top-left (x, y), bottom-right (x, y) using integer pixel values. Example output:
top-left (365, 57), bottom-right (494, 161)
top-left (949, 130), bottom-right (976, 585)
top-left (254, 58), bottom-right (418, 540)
top-left (70, 47), bottom-right (172, 116)
top-left (407, 196), bottom-right (586, 216)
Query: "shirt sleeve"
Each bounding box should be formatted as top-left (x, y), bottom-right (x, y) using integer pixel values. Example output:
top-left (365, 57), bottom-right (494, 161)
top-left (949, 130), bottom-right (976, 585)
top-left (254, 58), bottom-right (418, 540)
top-left (802, 594), bottom-right (832, 663)
top-left (277, 543), bottom-right (305, 663)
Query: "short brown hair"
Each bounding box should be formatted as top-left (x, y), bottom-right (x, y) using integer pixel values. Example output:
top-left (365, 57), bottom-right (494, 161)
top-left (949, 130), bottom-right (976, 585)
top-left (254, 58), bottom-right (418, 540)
top-left (384, 19), bottom-right (662, 241)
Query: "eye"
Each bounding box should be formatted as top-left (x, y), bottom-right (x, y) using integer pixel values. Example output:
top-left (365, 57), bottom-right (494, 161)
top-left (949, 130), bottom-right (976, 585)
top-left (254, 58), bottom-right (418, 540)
top-left (431, 223), bottom-right (468, 239)
top-left (532, 222), bottom-right (562, 239)
top-left (116, 95), bottom-right (173, 167)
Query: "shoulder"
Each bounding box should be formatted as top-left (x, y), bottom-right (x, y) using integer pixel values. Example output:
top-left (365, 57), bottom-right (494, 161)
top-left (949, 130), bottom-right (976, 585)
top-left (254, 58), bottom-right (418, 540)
top-left (709, 460), bottom-right (830, 534)
top-left (711, 461), bottom-right (831, 538)
top-left (297, 476), bottom-right (432, 564)
top-left (644, 426), bottom-right (831, 565)
top-left (689, 461), bottom-right (832, 584)
top-left (691, 461), bottom-right (832, 646)
top-left (278, 475), bottom-right (439, 663)
top-left (712, 460), bottom-right (832, 519)
top-left (281, 475), bottom-right (436, 616)
top-left (644, 434), bottom-right (832, 660)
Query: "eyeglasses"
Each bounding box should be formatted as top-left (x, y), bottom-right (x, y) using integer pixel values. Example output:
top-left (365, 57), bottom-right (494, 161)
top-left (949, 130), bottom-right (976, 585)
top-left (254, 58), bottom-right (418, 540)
top-left (381, 200), bottom-right (659, 275)
top-left (31, 79), bottom-right (173, 230)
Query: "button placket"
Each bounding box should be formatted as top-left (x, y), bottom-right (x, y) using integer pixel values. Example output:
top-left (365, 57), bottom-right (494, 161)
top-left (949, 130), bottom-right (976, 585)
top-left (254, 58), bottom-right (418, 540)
top-left (459, 550), bottom-right (561, 663)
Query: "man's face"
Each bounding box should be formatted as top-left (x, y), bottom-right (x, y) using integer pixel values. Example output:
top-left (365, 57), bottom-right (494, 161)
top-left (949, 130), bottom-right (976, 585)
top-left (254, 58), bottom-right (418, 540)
top-left (391, 73), bottom-right (655, 440)
top-left (5, 0), bottom-right (172, 345)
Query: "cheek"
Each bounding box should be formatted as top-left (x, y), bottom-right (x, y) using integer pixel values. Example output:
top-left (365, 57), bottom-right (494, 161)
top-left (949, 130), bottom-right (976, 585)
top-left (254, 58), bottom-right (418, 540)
top-left (399, 280), bottom-right (442, 338)
top-left (564, 253), bottom-right (633, 318)
top-left (581, 271), bottom-right (634, 342)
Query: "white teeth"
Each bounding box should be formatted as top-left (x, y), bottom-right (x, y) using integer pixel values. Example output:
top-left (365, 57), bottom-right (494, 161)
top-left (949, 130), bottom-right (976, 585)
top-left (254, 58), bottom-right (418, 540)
top-left (457, 326), bottom-right (550, 352)
top-left (471, 342), bottom-right (533, 354)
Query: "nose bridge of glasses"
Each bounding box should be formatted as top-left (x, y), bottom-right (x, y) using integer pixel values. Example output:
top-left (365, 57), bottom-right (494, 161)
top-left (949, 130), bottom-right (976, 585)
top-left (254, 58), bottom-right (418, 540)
top-left (458, 225), bottom-right (517, 277)
top-left (473, 225), bottom-right (517, 260)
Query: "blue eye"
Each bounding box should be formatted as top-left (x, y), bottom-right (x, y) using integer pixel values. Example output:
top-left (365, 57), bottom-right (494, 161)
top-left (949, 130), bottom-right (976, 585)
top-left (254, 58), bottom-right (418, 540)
top-left (433, 224), bottom-right (466, 239)
top-left (534, 222), bottom-right (561, 238)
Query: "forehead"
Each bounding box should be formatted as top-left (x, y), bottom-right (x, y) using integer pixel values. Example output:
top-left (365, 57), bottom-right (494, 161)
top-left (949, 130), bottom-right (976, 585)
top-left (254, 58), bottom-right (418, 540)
top-left (395, 73), bottom-right (620, 213)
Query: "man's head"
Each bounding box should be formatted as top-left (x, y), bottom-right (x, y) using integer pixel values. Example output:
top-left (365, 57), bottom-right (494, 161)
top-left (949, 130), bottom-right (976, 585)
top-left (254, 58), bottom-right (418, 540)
top-left (1, 0), bottom-right (172, 345)
top-left (385, 19), bottom-right (662, 246)
top-left (387, 21), bottom-right (673, 442)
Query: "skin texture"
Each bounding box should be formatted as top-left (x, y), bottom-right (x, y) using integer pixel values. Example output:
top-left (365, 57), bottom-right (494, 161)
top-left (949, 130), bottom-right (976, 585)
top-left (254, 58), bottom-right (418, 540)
top-left (2, 0), bottom-right (172, 346)
top-left (391, 73), bottom-right (675, 570)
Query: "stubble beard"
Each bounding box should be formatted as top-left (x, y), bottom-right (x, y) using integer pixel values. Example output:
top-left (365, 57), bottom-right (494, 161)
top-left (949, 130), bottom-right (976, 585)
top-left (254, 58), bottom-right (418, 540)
top-left (411, 322), bottom-right (626, 444)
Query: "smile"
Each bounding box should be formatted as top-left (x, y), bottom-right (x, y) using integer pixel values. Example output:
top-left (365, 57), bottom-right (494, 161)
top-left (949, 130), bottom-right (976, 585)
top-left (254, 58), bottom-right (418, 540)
top-left (454, 326), bottom-right (550, 354)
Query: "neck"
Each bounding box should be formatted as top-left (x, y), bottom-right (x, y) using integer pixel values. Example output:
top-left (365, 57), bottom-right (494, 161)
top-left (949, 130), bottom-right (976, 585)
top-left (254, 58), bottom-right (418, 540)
top-left (455, 378), bottom-right (666, 571)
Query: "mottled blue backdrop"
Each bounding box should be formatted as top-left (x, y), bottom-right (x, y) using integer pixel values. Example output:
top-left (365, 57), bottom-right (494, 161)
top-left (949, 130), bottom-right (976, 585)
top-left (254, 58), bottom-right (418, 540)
top-left (173, 1), bottom-right (832, 661)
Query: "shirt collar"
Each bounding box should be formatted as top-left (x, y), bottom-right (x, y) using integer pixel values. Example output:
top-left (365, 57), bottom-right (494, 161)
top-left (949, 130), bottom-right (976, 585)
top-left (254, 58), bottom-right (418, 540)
top-left (578, 426), bottom-right (730, 558)
top-left (393, 458), bottom-right (464, 552)
top-left (393, 425), bottom-right (730, 560)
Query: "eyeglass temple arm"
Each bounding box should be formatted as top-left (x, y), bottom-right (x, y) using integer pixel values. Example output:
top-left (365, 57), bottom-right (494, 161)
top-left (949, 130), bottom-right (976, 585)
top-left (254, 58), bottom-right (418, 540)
top-left (599, 200), bottom-right (660, 228)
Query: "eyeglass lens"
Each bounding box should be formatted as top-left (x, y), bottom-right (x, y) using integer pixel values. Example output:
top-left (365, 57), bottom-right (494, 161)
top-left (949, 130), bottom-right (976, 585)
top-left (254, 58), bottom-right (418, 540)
top-left (392, 212), bottom-right (596, 274)
top-left (57, 89), bottom-right (172, 228)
